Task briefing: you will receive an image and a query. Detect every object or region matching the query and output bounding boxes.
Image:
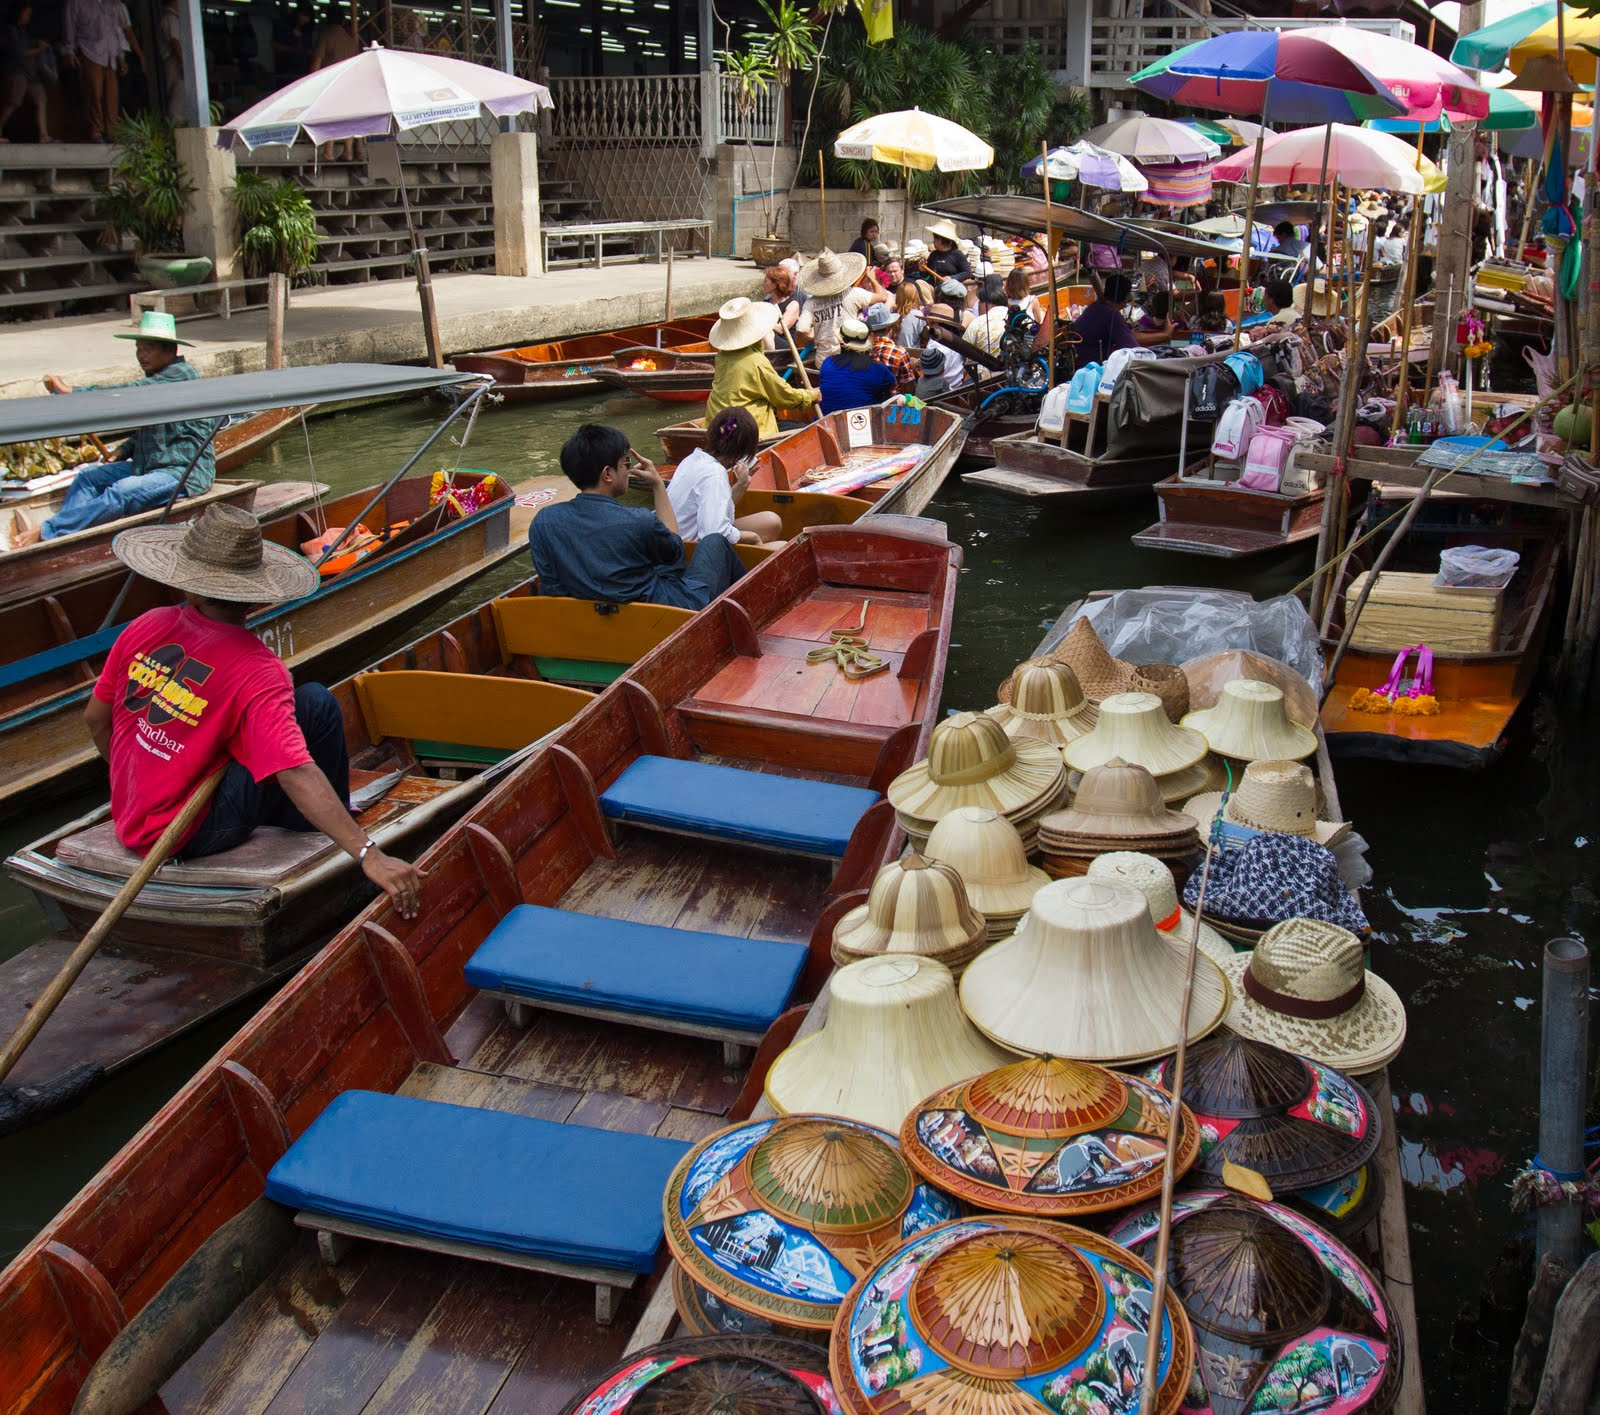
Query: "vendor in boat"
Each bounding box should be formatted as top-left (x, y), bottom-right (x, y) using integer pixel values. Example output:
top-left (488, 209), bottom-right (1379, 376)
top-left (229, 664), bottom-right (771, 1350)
top-left (705, 296), bottom-right (820, 439)
top-left (924, 221), bottom-right (972, 283)
top-left (818, 319), bottom-right (895, 415)
top-left (528, 423), bottom-right (744, 610)
top-left (668, 407), bottom-right (784, 547)
top-left (797, 248), bottom-right (886, 359)
top-left (85, 504), bottom-right (423, 917)
top-left (1272, 221), bottom-right (1307, 262)
top-left (12, 311), bottom-right (216, 548)
top-left (1263, 279), bottom-right (1299, 327)
top-left (1070, 272), bottom-right (1136, 364)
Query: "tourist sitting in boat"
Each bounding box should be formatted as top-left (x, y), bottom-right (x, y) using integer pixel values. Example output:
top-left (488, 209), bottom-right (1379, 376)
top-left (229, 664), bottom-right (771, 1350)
top-left (1006, 267), bottom-right (1045, 324)
top-left (929, 277), bottom-right (970, 324)
top-left (1070, 272), bottom-right (1136, 364)
top-left (528, 423), bottom-right (744, 611)
top-left (1263, 279), bottom-right (1300, 327)
top-left (705, 296), bottom-right (820, 439)
top-left (1273, 221), bottom-right (1307, 261)
top-left (894, 282), bottom-right (927, 349)
top-left (12, 312), bottom-right (216, 548)
top-left (819, 320), bottom-right (895, 415)
top-left (1139, 250), bottom-right (1171, 292)
top-left (1133, 289), bottom-right (1176, 346)
top-left (1194, 290), bottom-right (1232, 334)
top-left (761, 263), bottom-right (806, 341)
top-left (925, 221), bottom-right (972, 282)
top-left (849, 218), bottom-right (880, 260)
top-left (797, 248), bottom-right (885, 358)
top-left (86, 504), bottom-right (422, 916)
top-left (668, 407), bottom-right (784, 547)
top-left (922, 332), bottom-right (970, 393)
top-left (965, 276), bottom-right (1011, 355)
top-left (865, 304), bottom-right (919, 394)
top-left (915, 346), bottom-right (952, 399)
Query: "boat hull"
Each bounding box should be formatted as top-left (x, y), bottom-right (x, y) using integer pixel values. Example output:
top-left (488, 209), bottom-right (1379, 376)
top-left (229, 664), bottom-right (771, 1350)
top-left (1132, 473), bottom-right (1327, 558)
top-left (451, 321), bottom-right (717, 404)
top-left (964, 430), bottom-right (1175, 505)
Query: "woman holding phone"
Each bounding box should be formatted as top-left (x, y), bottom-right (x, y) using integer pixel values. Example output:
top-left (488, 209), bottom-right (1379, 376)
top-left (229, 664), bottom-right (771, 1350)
top-left (668, 407), bottom-right (785, 547)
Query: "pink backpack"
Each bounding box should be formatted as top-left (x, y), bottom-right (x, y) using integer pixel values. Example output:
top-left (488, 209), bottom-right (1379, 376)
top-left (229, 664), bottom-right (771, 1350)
top-left (1239, 424), bottom-right (1299, 491)
top-left (1211, 397), bottom-right (1265, 461)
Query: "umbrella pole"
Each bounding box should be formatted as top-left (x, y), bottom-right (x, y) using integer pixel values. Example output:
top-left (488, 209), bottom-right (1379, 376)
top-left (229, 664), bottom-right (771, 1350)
top-left (398, 145), bottom-right (444, 370)
top-left (1395, 125), bottom-right (1429, 419)
top-left (1232, 102), bottom-right (1268, 353)
top-left (1516, 157), bottom-right (1538, 259)
top-left (819, 150), bottom-right (827, 250)
top-left (1040, 142), bottom-right (1060, 383)
top-left (1315, 120), bottom-right (1335, 283)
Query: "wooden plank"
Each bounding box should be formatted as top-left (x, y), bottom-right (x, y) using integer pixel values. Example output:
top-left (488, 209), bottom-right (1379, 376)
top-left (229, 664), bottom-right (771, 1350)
top-left (1368, 1070), bottom-right (1425, 1415)
top-left (490, 1287), bottom-right (637, 1413)
top-left (654, 1107), bottom-right (728, 1144)
top-left (567, 1091), bottom-right (670, 1136)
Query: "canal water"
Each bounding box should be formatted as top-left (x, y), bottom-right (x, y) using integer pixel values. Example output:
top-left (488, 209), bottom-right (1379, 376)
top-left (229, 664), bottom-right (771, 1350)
top-left (1, 385), bottom-right (1589, 1410)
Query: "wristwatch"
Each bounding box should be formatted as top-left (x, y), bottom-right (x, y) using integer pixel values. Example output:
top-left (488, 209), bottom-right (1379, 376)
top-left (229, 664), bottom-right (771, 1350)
top-left (357, 837), bottom-right (379, 864)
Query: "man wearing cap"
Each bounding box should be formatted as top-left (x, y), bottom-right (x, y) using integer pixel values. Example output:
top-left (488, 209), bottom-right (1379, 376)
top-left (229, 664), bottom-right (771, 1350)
top-left (84, 505), bottom-right (423, 919)
top-left (14, 312), bottom-right (215, 549)
top-left (865, 303), bottom-right (917, 394)
top-left (704, 295), bottom-right (820, 439)
top-left (924, 222), bottom-right (971, 282)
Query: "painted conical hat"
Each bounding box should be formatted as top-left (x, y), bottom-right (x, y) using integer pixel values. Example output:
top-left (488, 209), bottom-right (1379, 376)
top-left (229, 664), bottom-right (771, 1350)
top-left (764, 956), bottom-right (1011, 1132)
top-left (1086, 851), bottom-right (1234, 964)
top-left (887, 712), bottom-right (1065, 825)
top-left (1181, 679), bottom-right (1318, 762)
top-left (1065, 691), bottom-right (1210, 777)
top-left (923, 806), bottom-right (1049, 916)
top-left (984, 660), bottom-right (1098, 747)
top-left (560, 1336), bottom-right (833, 1415)
top-left (832, 854), bottom-right (989, 973)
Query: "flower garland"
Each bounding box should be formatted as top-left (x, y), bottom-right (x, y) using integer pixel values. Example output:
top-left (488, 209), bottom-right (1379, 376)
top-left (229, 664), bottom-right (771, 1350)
top-left (429, 471), bottom-right (499, 517)
top-left (1348, 644), bottom-right (1440, 715)
top-left (1458, 310), bottom-right (1492, 361)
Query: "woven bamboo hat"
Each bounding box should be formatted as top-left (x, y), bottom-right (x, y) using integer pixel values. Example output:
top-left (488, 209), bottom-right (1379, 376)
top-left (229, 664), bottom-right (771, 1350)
top-left (1130, 661), bottom-right (1191, 723)
top-left (1086, 851), bottom-right (1233, 965)
top-left (886, 711), bottom-right (1064, 823)
top-left (923, 805), bottom-right (1048, 917)
top-left (1065, 691), bottom-right (1211, 778)
top-left (709, 295), bottom-right (782, 350)
top-left (1043, 758), bottom-right (1198, 841)
top-left (797, 246), bottom-right (867, 297)
top-left (1182, 679), bottom-right (1318, 762)
top-left (960, 876), bottom-right (1230, 1065)
top-left (832, 853), bottom-right (989, 974)
top-left (1185, 759), bottom-right (1351, 847)
top-left (984, 659), bottom-right (1097, 747)
top-left (926, 219), bottom-right (962, 243)
top-left (764, 956), bottom-right (1010, 1133)
top-left (1219, 919), bottom-right (1407, 1074)
top-left (1037, 615), bottom-right (1135, 702)
top-left (114, 503), bottom-right (320, 604)
top-left (1294, 276), bottom-right (1341, 317)
top-left (1183, 649), bottom-right (1318, 730)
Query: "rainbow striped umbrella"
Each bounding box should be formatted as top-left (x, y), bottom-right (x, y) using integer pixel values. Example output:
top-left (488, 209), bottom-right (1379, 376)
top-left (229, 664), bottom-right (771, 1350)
top-left (1453, 3), bottom-right (1600, 85)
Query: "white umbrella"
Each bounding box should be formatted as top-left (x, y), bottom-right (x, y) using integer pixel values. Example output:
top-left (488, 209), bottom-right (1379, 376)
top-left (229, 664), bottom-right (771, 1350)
top-left (1030, 141), bottom-right (1149, 194)
top-left (1083, 113), bottom-right (1221, 164)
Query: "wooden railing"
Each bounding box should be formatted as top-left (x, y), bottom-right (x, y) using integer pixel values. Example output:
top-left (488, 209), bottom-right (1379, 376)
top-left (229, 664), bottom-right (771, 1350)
top-left (719, 73), bottom-right (784, 146)
top-left (545, 74), bottom-right (703, 145)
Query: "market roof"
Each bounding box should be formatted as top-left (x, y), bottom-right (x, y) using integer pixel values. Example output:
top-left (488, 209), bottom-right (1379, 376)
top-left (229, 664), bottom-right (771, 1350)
top-left (0, 364), bottom-right (479, 443)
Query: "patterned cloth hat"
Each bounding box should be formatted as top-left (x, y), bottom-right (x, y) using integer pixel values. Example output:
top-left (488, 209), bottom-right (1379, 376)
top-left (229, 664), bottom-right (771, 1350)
top-left (1185, 832), bottom-right (1369, 934)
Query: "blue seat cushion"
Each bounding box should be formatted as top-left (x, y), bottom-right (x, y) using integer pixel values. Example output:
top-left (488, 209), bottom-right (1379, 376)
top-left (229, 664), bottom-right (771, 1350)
top-left (465, 904), bottom-right (806, 1034)
top-left (599, 755), bottom-right (879, 857)
top-left (264, 1091), bottom-right (688, 1272)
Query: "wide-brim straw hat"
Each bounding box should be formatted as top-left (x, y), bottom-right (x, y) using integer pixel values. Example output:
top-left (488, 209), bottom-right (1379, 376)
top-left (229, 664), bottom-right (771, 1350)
top-left (960, 876), bottom-right (1231, 1065)
top-left (923, 805), bottom-right (1049, 917)
top-left (1294, 277), bottom-right (1341, 317)
top-left (1065, 691), bottom-right (1211, 778)
top-left (1219, 918), bottom-right (1406, 1074)
top-left (1182, 679), bottom-right (1317, 762)
top-left (708, 295), bottom-right (782, 351)
top-left (114, 503), bottom-right (320, 604)
top-left (832, 852), bottom-right (989, 973)
top-left (115, 308), bottom-right (195, 346)
top-left (888, 711), bottom-right (1065, 824)
top-left (984, 659), bottom-right (1098, 748)
top-left (764, 955), bottom-right (1010, 1132)
top-left (1184, 759), bottom-right (1350, 847)
top-left (797, 246), bottom-right (867, 297)
top-left (1086, 851), bottom-right (1233, 965)
top-left (926, 219), bottom-right (962, 243)
top-left (1183, 650), bottom-right (1318, 732)
top-left (1044, 757), bottom-right (1198, 841)
top-left (1129, 661), bottom-right (1190, 723)
top-left (1357, 200), bottom-right (1388, 220)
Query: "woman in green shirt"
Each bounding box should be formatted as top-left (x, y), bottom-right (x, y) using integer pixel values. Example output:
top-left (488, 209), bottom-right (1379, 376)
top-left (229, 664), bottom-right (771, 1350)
top-left (705, 296), bottom-right (819, 438)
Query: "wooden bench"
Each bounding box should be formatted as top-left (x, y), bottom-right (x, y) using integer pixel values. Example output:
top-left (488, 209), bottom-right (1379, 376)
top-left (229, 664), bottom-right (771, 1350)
top-left (351, 669), bottom-right (595, 764)
top-left (542, 219), bottom-right (713, 270)
top-left (491, 596), bottom-right (693, 688)
top-left (130, 276), bottom-right (275, 323)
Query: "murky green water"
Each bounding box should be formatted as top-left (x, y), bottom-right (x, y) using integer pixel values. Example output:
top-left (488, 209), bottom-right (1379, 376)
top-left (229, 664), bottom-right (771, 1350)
top-left (1, 387), bottom-right (1587, 1409)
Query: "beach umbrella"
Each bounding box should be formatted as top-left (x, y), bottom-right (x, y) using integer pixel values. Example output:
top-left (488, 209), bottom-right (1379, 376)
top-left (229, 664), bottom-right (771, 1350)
top-left (1191, 212), bottom-right (1274, 242)
top-left (1275, 24), bottom-right (1488, 123)
top-left (1212, 124), bottom-right (1441, 193)
top-left (1022, 141), bottom-right (1148, 193)
top-left (1083, 112), bottom-right (1221, 164)
top-left (1369, 86), bottom-right (1541, 136)
top-left (1454, 2), bottom-right (1600, 86)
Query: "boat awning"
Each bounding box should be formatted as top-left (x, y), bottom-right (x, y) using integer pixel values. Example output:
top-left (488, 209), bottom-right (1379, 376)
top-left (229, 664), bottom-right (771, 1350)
top-left (919, 195), bottom-right (1127, 246)
top-left (0, 364), bottom-right (480, 442)
top-left (1117, 220), bottom-right (1253, 261)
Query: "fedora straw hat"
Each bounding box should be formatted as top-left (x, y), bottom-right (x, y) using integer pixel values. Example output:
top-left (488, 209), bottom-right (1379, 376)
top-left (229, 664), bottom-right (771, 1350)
top-left (1086, 852), bottom-right (1233, 964)
top-left (926, 219), bottom-right (962, 243)
top-left (887, 711), bottom-right (1064, 825)
top-left (114, 504), bottom-right (320, 604)
top-left (1064, 691), bottom-right (1210, 778)
top-left (1182, 649), bottom-right (1317, 731)
top-left (1184, 759), bottom-right (1350, 847)
top-left (985, 660), bottom-right (1097, 748)
top-left (1181, 679), bottom-right (1317, 762)
top-left (708, 295), bottom-right (782, 351)
top-left (1219, 918), bottom-right (1407, 1074)
top-left (114, 308), bottom-right (194, 347)
top-left (797, 246), bottom-right (867, 297)
top-left (1129, 661), bottom-right (1189, 723)
top-left (1294, 277), bottom-right (1341, 317)
top-left (832, 853), bottom-right (989, 974)
top-left (1043, 758), bottom-right (1198, 841)
top-left (960, 876), bottom-right (1230, 1065)
top-left (764, 956), bottom-right (1010, 1132)
top-left (923, 805), bottom-right (1048, 918)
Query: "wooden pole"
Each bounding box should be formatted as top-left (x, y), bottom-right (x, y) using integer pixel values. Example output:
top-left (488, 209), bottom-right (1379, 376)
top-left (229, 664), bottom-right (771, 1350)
top-left (0, 765), bottom-right (226, 1084)
top-left (900, 161), bottom-right (910, 263)
top-left (266, 272), bottom-right (288, 371)
top-left (781, 321), bottom-right (813, 393)
top-left (1517, 157), bottom-right (1540, 260)
top-left (1315, 120), bottom-right (1336, 284)
top-left (1430, 0), bottom-right (1486, 386)
top-left (819, 149), bottom-right (828, 251)
top-left (1536, 937), bottom-right (1591, 1270)
top-left (1232, 101), bottom-right (1269, 353)
top-left (664, 246), bottom-right (676, 323)
top-left (1394, 190), bottom-right (1426, 419)
top-left (1040, 141), bottom-right (1060, 383)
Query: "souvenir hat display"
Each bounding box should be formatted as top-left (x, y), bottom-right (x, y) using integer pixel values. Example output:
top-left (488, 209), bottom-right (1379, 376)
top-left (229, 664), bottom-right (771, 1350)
top-left (922, 805), bottom-right (1048, 942)
top-left (1184, 833), bottom-right (1370, 940)
top-left (1086, 851), bottom-right (1234, 964)
top-left (960, 876), bottom-right (1231, 1065)
top-left (1063, 692), bottom-right (1212, 802)
top-left (1185, 758), bottom-right (1352, 848)
top-left (559, 1335), bottom-right (836, 1414)
top-left (662, 1114), bottom-right (961, 1338)
top-left (1129, 660), bottom-right (1191, 723)
top-left (898, 1054), bottom-right (1199, 1216)
top-left (1181, 678), bottom-right (1318, 763)
top-left (831, 854), bottom-right (988, 975)
top-left (984, 659), bottom-right (1098, 747)
top-left (887, 711), bottom-right (1065, 848)
top-left (1219, 919), bottom-right (1407, 1074)
top-left (1183, 648), bottom-right (1318, 730)
top-left (827, 1214), bottom-right (1195, 1415)
top-left (999, 615), bottom-right (1135, 705)
top-left (1037, 759), bottom-right (1201, 876)
top-left (763, 956), bottom-right (1010, 1132)
top-left (1110, 1191), bottom-right (1403, 1415)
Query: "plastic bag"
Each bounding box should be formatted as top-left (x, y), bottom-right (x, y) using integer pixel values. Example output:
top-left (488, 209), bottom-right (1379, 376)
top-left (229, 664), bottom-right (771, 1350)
top-left (1436, 545), bottom-right (1520, 590)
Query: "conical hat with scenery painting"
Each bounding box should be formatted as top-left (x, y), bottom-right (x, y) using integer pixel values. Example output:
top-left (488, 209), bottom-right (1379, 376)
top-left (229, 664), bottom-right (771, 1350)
top-left (559, 1335), bottom-right (833, 1415)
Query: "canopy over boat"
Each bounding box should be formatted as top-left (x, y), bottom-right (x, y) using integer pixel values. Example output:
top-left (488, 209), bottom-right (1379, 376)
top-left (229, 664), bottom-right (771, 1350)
top-left (920, 194), bottom-right (1126, 245)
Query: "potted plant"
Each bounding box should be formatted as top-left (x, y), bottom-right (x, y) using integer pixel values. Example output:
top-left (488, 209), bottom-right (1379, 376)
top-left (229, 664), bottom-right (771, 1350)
top-left (101, 114), bottom-right (209, 289)
top-left (720, 47), bottom-right (790, 266)
top-left (229, 170), bottom-right (321, 280)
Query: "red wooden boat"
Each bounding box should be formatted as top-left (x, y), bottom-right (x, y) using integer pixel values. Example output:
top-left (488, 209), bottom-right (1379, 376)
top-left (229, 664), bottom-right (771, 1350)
top-left (1132, 468), bottom-right (1329, 559)
top-left (0, 518), bottom-right (959, 1412)
top-left (591, 344), bottom-right (811, 405)
top-left (451, 320), bottom-right (716, 404)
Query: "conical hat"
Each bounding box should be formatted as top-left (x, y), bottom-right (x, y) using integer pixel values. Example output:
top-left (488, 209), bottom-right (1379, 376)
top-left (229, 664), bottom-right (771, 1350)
top-left (960, 876), bottom-right (1230, 1065)
top-left (1039, 616), bottom-right (1134, 702)
top-left (1043, 758), bottom-right (1198, 841)
top-left (887, 711), bottom-right (1065, 824)
top-left (1181, 679), bottom-right (1317, 762)
top-left (1086, 851), bottom-right (1234, 964)
top-left (923, 805), bottom-right (1049, 916)
top-left (1065, 692), bottom-right (1210, 777)
top-left (984, 660), bottom-right (1098, 747)
top-left (764, 956), bottom-right (1010, 1132)
top-left (1184, 758), bottom-right (1350, 846)
top-left (832, 853), bottom-right (989, 974)
top-left (1129, 661), bottom-right (1190, 723)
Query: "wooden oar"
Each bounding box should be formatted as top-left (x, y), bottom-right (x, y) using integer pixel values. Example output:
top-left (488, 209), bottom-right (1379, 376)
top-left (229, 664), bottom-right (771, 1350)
top-left (0, 764), bottom-right (226, 1085)
top-left (781, 322), bottom-right (814, 393)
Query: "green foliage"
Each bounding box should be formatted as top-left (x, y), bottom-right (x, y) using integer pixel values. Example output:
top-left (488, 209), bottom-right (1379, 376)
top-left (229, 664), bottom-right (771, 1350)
top-left (228, 170), bottom-right (320, 279)
top-left (756, 0), bottom-right (821, 83)
top-left (720, 46), bottom-right (776, 114)
top-left (101, 114), bottom-right (195, 254)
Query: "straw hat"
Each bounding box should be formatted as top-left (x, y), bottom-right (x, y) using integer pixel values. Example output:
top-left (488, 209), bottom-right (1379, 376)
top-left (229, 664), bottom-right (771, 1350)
top-left (797, 247), bottom-right (867, 297)
top-left (1032, 616), bottom-right (1135, 703)
top-left (115, 308), bottom-right (194, 347)
top-left (1183, 649), bottom-right (1317, 730)
top-left (902, 238), bottom-right (929, 260)
top-left (1086, 852), bottom-right (1233, 964)
top-left (887, 711), bottom-right (1064, 824)
top-left (764, 956), bottom-right (1010, 1132)
top-left (837, 317), bottom-right (872, 353)
top-left (114, 504), bottom-right (320, 604)
top-left (708, 295), bottom-right (782, 351)
top-left (923, 805), bottom-right (1048, 917)
top-left (1129, 661), bottom-right (1190, 723)
top-left (984, 659), bottom-right (1097, 747)
top-left (1219, 919), bottom-right (1407, 1074)
top-left (1357, 199), bottom-right (1388, 221)
top-left (1181, 679), bottom-right (1317, 762)
top-left (1042, 758), bottom-right (1198, 841)
top-left (832, 853), bottom-right (989, 974)
top-left (925, 219), bottom-right (962, 245)
top-left (1184, 759), bottom-right (1351, 847)
top-left (960, 876), bottom-right (1231, 1065)
top-left (1064, 691), bottom-right (1210, 778)
top-left (1294, 277), bottom-right (1341, 317)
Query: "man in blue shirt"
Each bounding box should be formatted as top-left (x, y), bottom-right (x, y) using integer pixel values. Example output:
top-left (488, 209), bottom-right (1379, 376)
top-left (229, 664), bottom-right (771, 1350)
top-left (527, 423), bottom-right (744, 609)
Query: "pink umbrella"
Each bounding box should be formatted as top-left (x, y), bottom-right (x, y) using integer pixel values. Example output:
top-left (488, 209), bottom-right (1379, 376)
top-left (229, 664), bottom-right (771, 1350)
top-left (1285, 25), bottom-right (1488, 124)
top-left (1211, 124), bottom-right (1435, 193)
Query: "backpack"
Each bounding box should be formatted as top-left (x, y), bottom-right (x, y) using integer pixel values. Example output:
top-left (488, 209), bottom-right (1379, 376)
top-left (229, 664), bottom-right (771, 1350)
top-left (1187, 362), bottom-right (1235, 422)
top-left (1251, 386), bottom-right (1291, 426)
top-left (1239, 424), bottom-right (1298, 491)
top-left (1223, 350), bottom-right (1264, 396)
top-left (1101, 345), bottom-right (1156, 392)
top-left (1063, 362), bottom-right (1103, 417)
top-left (1212, 395), bottom-right (1266, 461)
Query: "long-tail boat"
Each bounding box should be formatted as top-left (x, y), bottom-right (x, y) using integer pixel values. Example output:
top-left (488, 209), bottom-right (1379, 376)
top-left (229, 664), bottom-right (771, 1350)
top-left (590, 343), bottom-right (810, 404)
top-left (450, 319), bottom-right (717, 404)
top-left (0, 516), bottom-right (959, 1412)
top-left (214, 405), bottom-right (300, 474)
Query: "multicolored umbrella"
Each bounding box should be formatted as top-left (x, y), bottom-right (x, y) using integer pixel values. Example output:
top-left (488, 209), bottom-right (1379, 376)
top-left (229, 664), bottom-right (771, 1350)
top-left (1453, 2), bottom-right (1600, 86)
top-left (1022, 142), bottom-right (1148, 193)
top-left (1211, 124), bottom-right (1441, 194)
top-left (1369, 85), bottom-right (1540, 136)
top-left (1284, 24), bottom-right (1488, 123)
top-left (1083, 112), bottom-right (1221, 164)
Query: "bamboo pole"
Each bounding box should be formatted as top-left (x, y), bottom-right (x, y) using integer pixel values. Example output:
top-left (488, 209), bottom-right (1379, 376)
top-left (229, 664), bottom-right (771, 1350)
top-left (819, 149), bottom-right (828, 251)
top-left (781, 321), bottom-right (813, 393)
top-left (1394, 122), bottom-right (1429, 418)
top-left (664, 246), bottom-right (675, 323)
top-left (266, 272), bottom-right (288, 371)
top-left (1517, 157), bottom-right (1540, 259)
top-left (1040, 142), bottom-right (1060, 383)
top-left (1232, 101), bottom-right (1270, 353)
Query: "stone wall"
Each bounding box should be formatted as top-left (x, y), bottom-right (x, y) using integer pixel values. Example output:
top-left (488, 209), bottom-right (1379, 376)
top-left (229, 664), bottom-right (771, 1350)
top-left (715, 144), bottom-right (799, 258)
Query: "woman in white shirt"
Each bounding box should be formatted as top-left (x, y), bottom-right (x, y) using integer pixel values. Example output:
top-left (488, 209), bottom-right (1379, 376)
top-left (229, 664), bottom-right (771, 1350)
top-left (667, 407), bottom-right (785, 547)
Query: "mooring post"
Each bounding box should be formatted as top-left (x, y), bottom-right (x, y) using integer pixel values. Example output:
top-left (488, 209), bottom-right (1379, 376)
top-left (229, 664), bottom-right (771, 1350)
top-left (1537, 936), bottom-right (1591, 1271)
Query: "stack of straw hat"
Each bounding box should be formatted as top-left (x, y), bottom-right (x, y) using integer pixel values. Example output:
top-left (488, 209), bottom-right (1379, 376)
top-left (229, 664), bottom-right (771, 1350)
top-left (960, 875), bottom-right (1231, 1065)
top-left (1064, 691), bottom-right (1214, 802)
top-left (831, 853), bottom-right (989, 975)
top-left (982, 236), bottom-right (1015, 274)
top-left (1036, 758), bottom-right (1201, 876)
top-left (1086, 851), bottom-right (1234, 964)
top-left (1181, 678), bottom-right (1317, 763)
top-left (1184, 757), bottom-right (1351, 847)
top-left (984, 659), bottom-right (1097, 748)
top-left (923, 805), bottom-right (1048, 943)
top-left (998, 616), bottom-right (1134, 706)
top-left (1183, 648), bottom-right (1318, 729)
top-left (887, 710), bottom-right (1066, 850)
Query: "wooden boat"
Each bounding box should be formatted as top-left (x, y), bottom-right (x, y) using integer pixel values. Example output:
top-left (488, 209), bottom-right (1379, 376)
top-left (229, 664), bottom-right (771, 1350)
top-left (1132, 466), bottom-right (1330, 559)
top-left (214, 405), bottom-right (300, 474)
top-left (0, 517), bottom-right (959, 1412)
top-left (968, 422), bottom-right (1182, 505)
top-left (591, 344), bottom-right (809, 404)
top-left (450, 319), bottom-right (716, 404)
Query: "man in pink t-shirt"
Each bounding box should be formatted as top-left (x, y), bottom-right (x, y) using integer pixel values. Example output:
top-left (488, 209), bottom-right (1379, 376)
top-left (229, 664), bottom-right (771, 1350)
top-left (87, 505), bottom-right (422, 919)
